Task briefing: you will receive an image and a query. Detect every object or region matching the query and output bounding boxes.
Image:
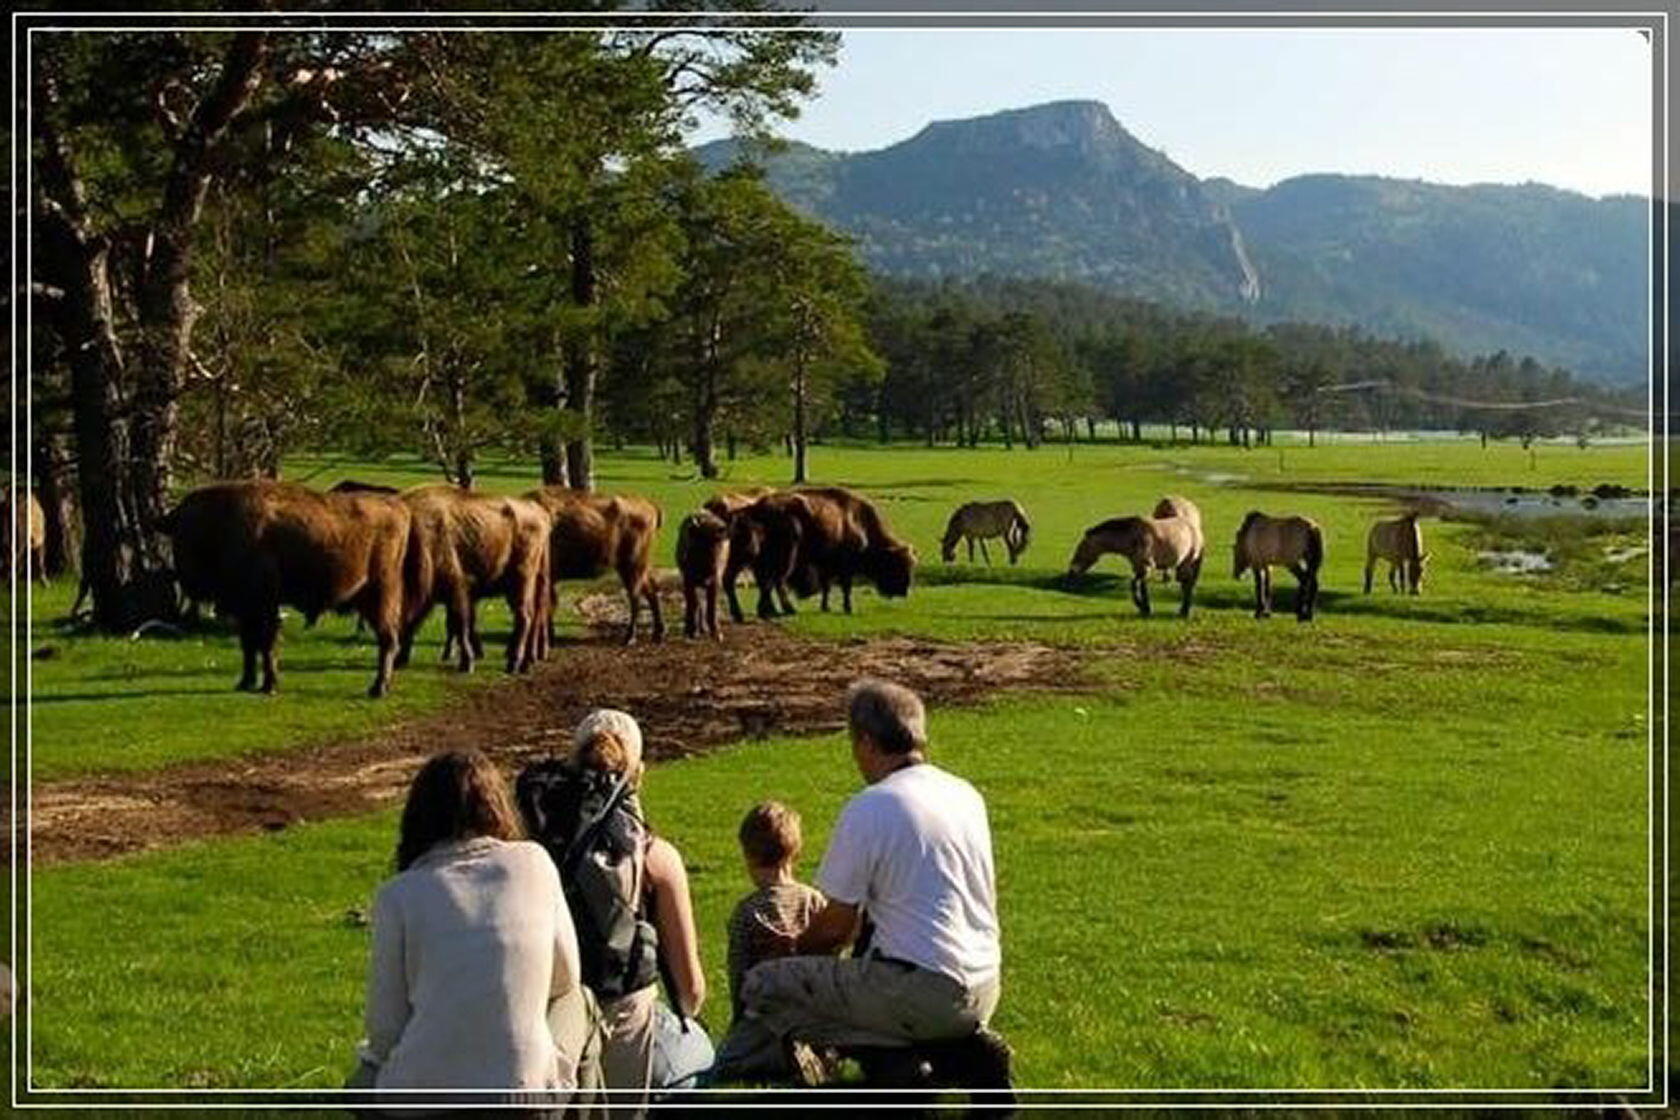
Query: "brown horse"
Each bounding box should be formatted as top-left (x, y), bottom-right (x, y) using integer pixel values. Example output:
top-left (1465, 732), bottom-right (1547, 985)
top-left (941, 500), bottom-right (1031, 565)
top-left (1067, 511), bottom-right (1204, 618)
top-left (1365, 513), bottom-right (1427, 595)
top-left (1233, 511), bottom-right (1324, 620)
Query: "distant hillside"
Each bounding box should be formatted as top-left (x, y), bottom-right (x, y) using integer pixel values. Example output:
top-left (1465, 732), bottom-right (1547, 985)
top-left (695, 101), bottom-right (1647, 384)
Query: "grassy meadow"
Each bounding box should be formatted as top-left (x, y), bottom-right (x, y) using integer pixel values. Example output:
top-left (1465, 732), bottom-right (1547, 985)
top-left (21, 434), bottom-right (1656, 1092)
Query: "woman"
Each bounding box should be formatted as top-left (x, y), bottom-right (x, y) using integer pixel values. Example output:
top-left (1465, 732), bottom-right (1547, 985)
top-left (568, 709), bottom-right (713, 1111)
top-left (356, 749), bottom-right (584, 1112)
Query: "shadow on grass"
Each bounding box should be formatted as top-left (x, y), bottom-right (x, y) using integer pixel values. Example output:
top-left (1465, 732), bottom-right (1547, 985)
top-left (920, 568), bottom-right (1644, 636)
top-left (830, 478), bottom-right (981, 491)
top-left (32, 687), bottom-right (247, 705)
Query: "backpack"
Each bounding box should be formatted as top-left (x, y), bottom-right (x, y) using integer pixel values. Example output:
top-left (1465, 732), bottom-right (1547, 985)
top-left (516, 759), bottom-right (660, 1001)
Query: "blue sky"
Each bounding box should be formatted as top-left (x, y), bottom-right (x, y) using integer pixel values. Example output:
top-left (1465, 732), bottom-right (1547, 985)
top-left (687, 28), bottom-right (1652, 198)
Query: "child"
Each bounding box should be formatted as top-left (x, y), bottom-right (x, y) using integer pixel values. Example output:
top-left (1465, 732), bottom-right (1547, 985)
top-left (711, 801), bottom-right (827, 1080)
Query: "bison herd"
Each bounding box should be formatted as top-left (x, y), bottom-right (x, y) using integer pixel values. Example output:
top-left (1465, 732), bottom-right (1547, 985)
top-left (139, 474), bottom-right (1441, 698)
top-left (155, 479), bottom-right (918, 698)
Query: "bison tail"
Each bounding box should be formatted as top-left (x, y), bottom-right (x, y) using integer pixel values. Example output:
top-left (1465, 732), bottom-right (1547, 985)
top-left (402, 523), bottom-right (432, 624)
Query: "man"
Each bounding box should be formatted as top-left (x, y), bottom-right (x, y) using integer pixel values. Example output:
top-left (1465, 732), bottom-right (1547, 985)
top-left (736, 678), bottom-right (1012, 1095)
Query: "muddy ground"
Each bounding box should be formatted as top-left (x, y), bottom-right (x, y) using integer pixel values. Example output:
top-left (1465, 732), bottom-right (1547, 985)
top-left (19, 586), bottom-right (1095, 864)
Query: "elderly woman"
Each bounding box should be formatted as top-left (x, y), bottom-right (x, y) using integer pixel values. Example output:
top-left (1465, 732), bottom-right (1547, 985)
top-left (563, 709), bottom-right (713, 1112)
top-left (355, 749), bottom-right (584, 1112)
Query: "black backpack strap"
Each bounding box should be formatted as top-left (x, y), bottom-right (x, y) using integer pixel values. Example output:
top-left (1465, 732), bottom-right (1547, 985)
top-left (558, 771), bottom-right (635, 876)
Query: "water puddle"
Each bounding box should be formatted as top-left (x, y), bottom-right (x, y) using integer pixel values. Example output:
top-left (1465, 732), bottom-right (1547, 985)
top-left (1478, 549), bottom-right (1554, 574)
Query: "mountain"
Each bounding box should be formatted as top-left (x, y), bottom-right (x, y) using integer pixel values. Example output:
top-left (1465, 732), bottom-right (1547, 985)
top-left (694, 101), bottom-right (1647, 383)
top-left (697, 101), bottom-right (1262, 310)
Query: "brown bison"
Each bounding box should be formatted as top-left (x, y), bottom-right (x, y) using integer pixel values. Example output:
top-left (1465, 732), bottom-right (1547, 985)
top-left (721, 491), bottom-right (807, 622)
top-left (791, 487), bottom-right (916, 612)
top-left (400, 485), bottom-right (551, 674)
top-left (676, 511), bottom-right (731, 641)
top-left (524, 488), bottom-right (664, 646)
top-left (725, 487), bottom-right (915, 618)
top-left (159, 481), bottom-right (413, 696)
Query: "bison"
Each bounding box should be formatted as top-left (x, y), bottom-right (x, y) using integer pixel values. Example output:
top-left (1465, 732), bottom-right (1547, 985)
top-left (676, 510), bottom-right (731, 641)
top-left (159, 480), bottom-right (412, 697)
top-left (721, 491), bottom-right (807, 622)
top-left (524, 488), bottom-right (664, 647)
top-left (400, 485), bottom-right (552, 674)
top-left (790, 487), bottom-right (916, 612)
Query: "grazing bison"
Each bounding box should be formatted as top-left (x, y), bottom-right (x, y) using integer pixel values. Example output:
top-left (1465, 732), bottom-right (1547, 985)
top-left (525, 488), bottom-right (664, 646)
top-left (941, 500), bottom-right (1031, 566)
top-left (676, 510), bottom-right (731, 640)
top-left (159, 481), bottom-right (412, 696)
top-left (719, 491), bottom-right (802, 623)
top-left (1365, 513), bottom-right (1427, 595)
top-left (400, 485), bottom-right (552, 674)
top-left (1234, 511), bottom-right (1324, 621)
top-left (789, 487), bottom-right (916, 613)
top-left (1067, 504), bottom-right (1205, 618)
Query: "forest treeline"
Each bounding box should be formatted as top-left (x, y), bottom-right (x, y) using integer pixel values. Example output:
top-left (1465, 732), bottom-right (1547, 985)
top-left (25, 26), bottom-right (1642, 630)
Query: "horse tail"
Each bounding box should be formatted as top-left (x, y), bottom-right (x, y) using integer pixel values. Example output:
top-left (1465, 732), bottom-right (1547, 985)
top-left (1407, 516), bottom-right (1423, 561)
top-left (1011, 503), bottom-right (1032, 551)
top-left (1304, 521), bottom-right (1325, 576)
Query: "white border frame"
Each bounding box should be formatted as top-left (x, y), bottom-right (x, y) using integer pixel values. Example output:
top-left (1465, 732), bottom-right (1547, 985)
top-left (9, 4), bottom-right (1670, 1111)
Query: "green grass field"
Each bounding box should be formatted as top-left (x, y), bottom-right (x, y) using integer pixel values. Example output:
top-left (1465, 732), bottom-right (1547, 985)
top-left (22, 436), bottom-right (1656, 1092)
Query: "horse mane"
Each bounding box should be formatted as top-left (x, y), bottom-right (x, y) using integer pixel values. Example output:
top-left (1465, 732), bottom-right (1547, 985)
top-left (1238, 510), bottom-right (1264, 535)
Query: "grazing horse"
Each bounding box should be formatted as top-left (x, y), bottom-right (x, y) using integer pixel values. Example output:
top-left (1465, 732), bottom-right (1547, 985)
top-left (1150, 496), bottom-right (1201, 582)
top-left (941, 500), bottom-right (1032, 565)
top-left (1365, 513), bottom-right (1428, 594)
top-left (1066, 510), bottom-right (1204, 618)
top-left (1233, 511), bottom-right (1324, 621)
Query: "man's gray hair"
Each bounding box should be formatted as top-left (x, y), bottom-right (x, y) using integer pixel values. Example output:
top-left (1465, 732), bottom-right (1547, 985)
top-left (846, 678), bottom-right (927, 755)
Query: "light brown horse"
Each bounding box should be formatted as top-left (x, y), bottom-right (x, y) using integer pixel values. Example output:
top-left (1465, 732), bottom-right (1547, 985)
top-left (1150, 496), bottom-right (1202, 582)
top-left (1233, 511), bottom-right (1324, 620)
top-left (941, 500), bottom-right (1031, 565)
top-left (1365, 513), bottom-right (1428, 595)
top-left (1067, 511), bottom-right (1204, 617)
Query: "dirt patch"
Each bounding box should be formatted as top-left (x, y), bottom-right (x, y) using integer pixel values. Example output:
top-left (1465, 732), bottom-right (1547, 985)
top-left (18, 587), bottom-right (1093, 864)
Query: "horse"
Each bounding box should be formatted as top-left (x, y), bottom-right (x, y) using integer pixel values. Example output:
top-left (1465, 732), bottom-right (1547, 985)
top-left (1150, 496), bottom-right (1201, 582)
top-left (1066, 510), bottom-right (1204, 618)
top-left (941, 500), bottom-right (1032, 565)
top-left (1233, 511), bottom-right (1324, 621)
top-left (1365, 513), bottom-right (1428, 594)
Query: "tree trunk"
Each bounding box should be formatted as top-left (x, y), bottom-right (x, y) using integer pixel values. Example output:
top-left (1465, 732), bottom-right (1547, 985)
top-left (691, 368), bottom-right (720, 479)
top-left (127, 32), bottom-right (269, 567)
top-left (792, 358), bottom-right (810, 484)
top-left (726, 431), bottom-right (737, 461)
top-left (37, 200), bottom-right (147, 628)
top-left (562, 214), bottom-right (597, 490)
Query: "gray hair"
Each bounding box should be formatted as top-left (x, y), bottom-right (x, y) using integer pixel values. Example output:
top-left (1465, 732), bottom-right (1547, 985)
top-left (846, 679), bottom-right (927, 755)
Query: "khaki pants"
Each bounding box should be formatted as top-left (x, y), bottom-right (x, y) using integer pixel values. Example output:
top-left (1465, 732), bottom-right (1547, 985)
top-left (730, 956), bottom-right (999, 1076)
top-left (597, 985), bottom-right (657, 1119)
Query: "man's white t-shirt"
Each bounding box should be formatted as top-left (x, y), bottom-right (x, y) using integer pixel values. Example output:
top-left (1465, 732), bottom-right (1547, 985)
top-left (816, 762), bottom-right (1001, 990)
